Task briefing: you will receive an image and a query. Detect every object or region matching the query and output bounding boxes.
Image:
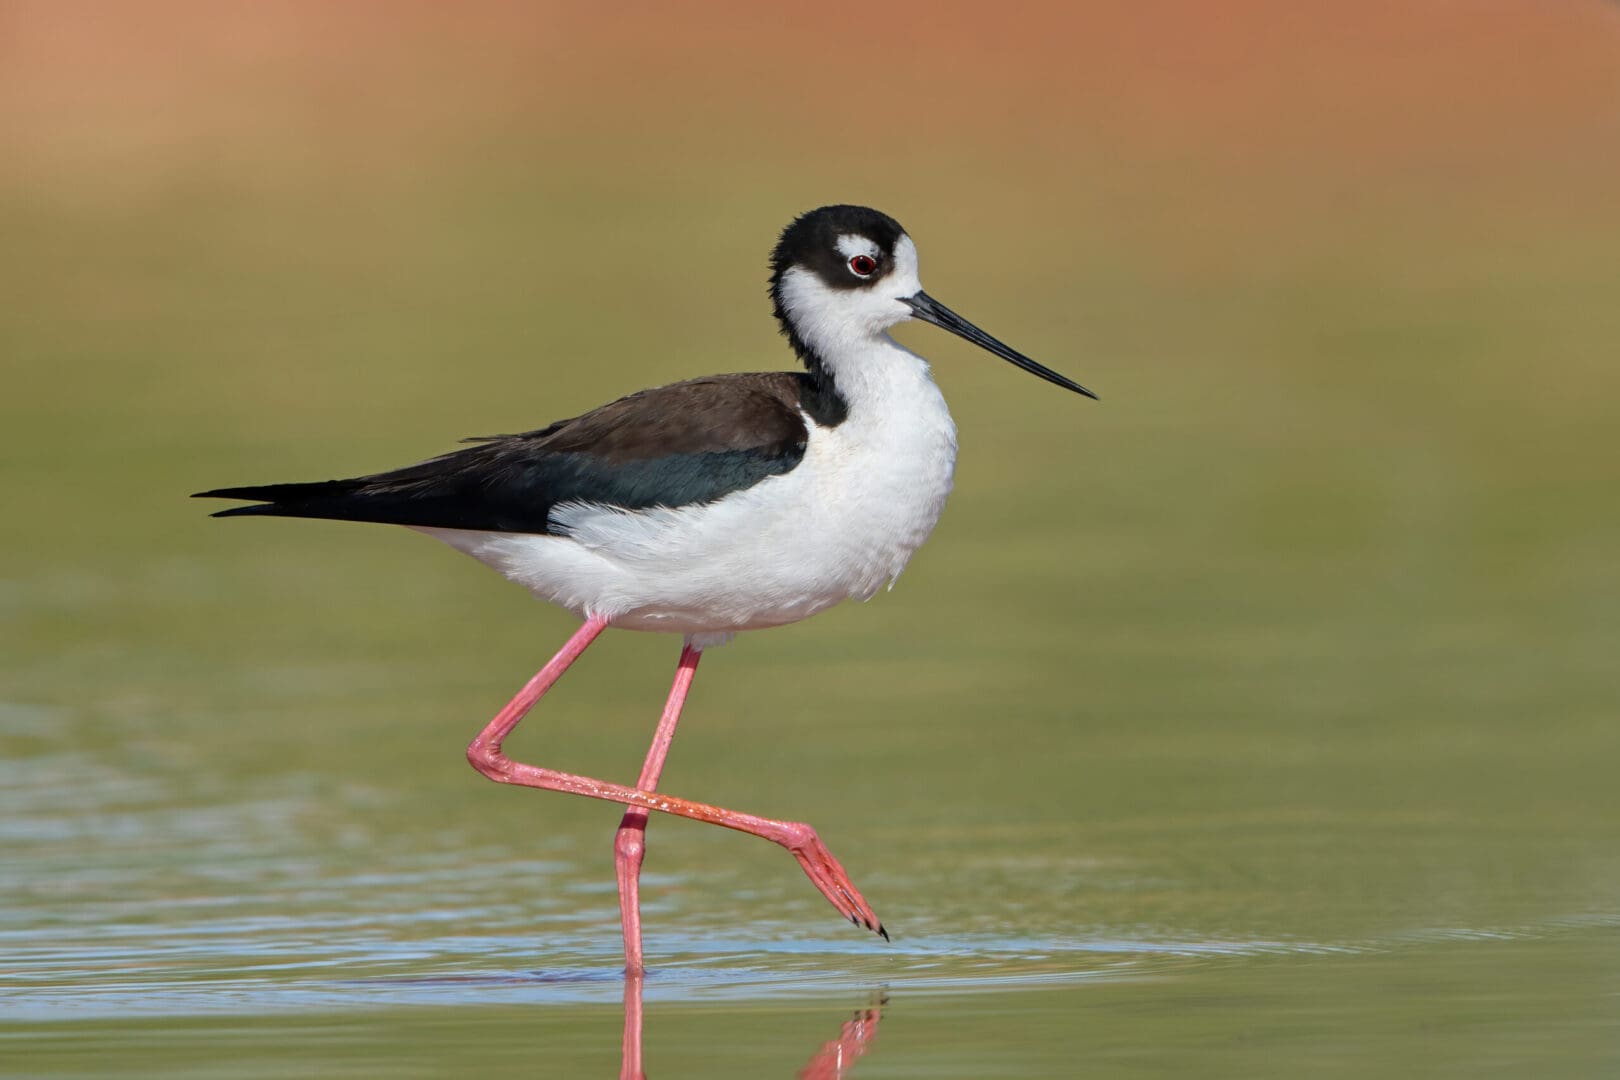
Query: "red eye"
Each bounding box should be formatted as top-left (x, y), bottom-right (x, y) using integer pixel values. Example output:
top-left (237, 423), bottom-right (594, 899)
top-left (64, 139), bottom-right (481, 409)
top-left (848, 254), bottom-right (878, 277)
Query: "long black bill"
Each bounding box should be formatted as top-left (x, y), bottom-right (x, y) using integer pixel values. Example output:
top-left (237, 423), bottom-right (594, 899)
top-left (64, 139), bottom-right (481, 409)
top-left (902, 291), bottom-right (1097, 400)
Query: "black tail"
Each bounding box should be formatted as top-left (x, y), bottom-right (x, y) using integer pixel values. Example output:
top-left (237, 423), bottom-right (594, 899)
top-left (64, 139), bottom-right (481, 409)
top-left (193, 434), bottom-right (565, 533)
top-left (192, 480), bottom-right (369, 520)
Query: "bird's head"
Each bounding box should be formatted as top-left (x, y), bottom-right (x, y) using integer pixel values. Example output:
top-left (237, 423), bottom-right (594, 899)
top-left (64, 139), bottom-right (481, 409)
top-left (768, 204), bottom-right (1096, 399)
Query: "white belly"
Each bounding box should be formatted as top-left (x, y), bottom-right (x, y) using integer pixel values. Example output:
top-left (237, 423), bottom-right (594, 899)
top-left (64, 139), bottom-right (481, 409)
top-left (419, 360), bottom-right (958, 646)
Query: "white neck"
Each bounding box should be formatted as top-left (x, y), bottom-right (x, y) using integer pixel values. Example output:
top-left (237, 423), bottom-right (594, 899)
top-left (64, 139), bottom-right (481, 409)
top-left (827, 334), bottom-right (943, 420)
top-left (775, 234), bottom-right (934, 418)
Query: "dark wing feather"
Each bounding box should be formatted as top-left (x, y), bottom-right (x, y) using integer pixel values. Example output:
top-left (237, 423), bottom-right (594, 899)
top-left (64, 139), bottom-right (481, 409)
top-left (195, 373), bottom-right (814, 534)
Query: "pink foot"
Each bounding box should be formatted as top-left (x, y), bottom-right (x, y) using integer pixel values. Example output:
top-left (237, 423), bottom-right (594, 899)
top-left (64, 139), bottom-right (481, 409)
top-left (780, 821), bottom-right (887, 939)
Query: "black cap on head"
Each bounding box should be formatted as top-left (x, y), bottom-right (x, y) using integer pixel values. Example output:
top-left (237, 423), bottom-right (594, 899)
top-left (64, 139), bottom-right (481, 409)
top-left (769, 205), bottom-right (906, 292)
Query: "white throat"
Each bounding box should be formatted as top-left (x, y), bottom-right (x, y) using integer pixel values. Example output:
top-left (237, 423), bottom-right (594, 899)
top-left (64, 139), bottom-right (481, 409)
top-left (776, 234), bottom-right (927, 412)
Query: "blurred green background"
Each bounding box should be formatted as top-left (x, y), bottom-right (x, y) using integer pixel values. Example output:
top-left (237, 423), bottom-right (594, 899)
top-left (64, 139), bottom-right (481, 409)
top-left (3, 2), bottom-right (1619, 1076)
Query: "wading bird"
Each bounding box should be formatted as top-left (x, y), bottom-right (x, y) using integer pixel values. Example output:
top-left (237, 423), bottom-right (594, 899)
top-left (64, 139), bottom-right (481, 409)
top-left (196, 205), bottom-right (1096, 973)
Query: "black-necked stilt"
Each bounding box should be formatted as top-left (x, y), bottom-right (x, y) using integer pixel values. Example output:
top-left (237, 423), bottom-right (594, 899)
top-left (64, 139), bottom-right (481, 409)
top-left (196, 204), bottom-right (1096, 974)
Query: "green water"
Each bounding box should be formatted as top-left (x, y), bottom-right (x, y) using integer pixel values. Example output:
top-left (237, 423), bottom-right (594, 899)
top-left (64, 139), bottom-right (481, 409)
top-left (3, 183), bottom-right (1619, 1077)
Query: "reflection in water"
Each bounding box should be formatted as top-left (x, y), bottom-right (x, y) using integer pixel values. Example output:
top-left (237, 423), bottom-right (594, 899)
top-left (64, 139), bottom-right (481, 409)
top-left (619, 975), bottom-right (884, 1080)
top-left (794, 994), bottom-right (885, 1080)
top-left (621, 975), bottom-right (645, 1080)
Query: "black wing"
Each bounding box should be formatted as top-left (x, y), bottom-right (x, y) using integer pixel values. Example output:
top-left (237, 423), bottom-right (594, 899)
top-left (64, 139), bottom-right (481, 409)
top-left (194, 374), bottom-right (814, 534)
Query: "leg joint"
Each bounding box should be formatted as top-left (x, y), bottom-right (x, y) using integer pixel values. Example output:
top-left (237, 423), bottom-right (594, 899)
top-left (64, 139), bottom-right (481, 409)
top-left (614, 827), bottom-right (646, 865)
top-left (466, 739), bottom-right (510, 782)
top-left (778, 820), bottom-right (816, 850)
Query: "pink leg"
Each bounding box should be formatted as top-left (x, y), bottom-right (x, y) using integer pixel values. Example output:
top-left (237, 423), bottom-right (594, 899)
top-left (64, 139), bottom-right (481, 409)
top-left (614, 641), bottom-right (701, 975)
top-left (466, 620), bottom-right (886, 956)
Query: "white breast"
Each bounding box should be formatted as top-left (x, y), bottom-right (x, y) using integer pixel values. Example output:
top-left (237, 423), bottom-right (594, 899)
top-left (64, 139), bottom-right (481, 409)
top-left (419, 341), bottom-right (958, 645)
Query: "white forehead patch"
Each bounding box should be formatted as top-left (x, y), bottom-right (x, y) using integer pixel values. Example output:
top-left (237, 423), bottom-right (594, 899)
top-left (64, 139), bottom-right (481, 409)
top-left (891, 234), bottom-right (919, 284)
top-left (835, 233), bottom-right (881, 260)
